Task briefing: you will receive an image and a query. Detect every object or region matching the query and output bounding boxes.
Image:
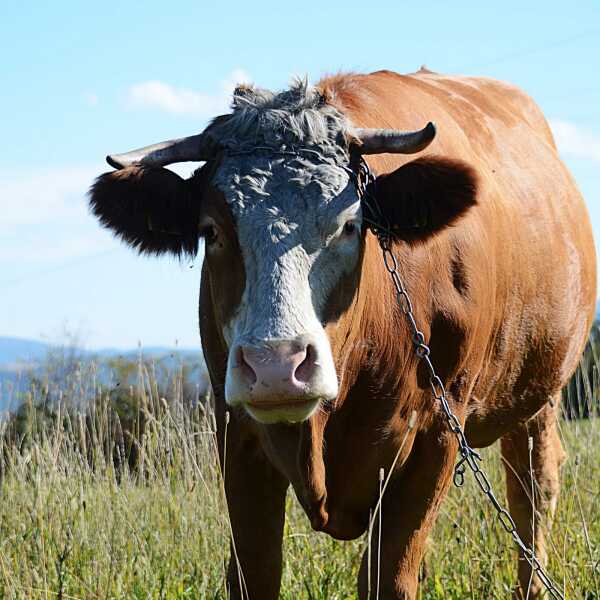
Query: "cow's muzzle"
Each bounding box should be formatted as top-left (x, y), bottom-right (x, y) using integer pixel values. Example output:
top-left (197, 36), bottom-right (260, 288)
top-left (225, 335), bottom-right (338, 424)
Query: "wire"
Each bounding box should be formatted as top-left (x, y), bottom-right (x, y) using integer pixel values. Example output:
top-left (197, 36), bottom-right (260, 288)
top-left (0, 249), bottom-right (119, 290)
top-left (1, 244), bottom-right (203, 291)
top-left (461, 28), bottom-right (599, 72)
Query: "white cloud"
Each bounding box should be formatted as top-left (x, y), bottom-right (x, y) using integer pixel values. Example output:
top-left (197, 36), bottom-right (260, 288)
top-left (0, 165), bottom-right (113, 264)
top-left (0, 166), bottom-right (100, 229)
top-left (126, 68), bottom-right (251, 117)
top-left (0, 231), bottom-right (114, 263)
top-left (84, 92), bottom-right (99, 107)
top-left (549, 119), bottom-right (600, 163)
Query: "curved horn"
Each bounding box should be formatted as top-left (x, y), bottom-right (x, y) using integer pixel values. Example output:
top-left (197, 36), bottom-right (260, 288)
top-left (355, 122), bottom-right (436, 155)
top-left (106, 133), bottom-right (218, 170)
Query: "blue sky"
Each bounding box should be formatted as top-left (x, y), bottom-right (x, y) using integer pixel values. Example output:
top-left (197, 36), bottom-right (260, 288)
top-left (1, 1), bottom-right (599, 349)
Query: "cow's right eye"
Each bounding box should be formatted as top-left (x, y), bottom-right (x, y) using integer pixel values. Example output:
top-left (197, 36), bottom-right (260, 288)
top-left (343, 221), bottom-right (357, 236)
top-left (200, 223), bottom-right (218, 245)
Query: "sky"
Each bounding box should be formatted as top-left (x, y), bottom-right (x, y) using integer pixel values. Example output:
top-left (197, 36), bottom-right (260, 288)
top-left (1, 1), bottom-right (599, 350)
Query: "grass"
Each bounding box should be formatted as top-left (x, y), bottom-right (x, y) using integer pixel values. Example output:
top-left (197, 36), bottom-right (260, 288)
top-left (0, 356), bottom-right (598, 599)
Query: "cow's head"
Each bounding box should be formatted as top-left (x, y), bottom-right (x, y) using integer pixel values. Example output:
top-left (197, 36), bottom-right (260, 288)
top-left (90, 81), bottom-right (477, 424)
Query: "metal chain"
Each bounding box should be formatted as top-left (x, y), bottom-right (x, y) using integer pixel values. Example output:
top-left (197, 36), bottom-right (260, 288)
top-left (357, 158), bottom-right (564, 600)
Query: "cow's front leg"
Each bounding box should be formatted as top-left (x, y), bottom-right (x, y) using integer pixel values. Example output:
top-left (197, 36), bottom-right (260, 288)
top-left (357, 428), bottom-right (457, 599)
top-left (218, 414), bottom-right (289, 600)
top-left (500, 400), bottom-right (564, 599)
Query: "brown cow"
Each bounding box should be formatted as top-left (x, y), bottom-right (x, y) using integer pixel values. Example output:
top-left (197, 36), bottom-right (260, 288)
top-left (89, 69), bottom-right (596, 599)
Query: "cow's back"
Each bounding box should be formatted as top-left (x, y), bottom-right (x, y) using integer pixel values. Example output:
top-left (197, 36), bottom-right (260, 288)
top-left (320, 70), bottom-right (596, 442)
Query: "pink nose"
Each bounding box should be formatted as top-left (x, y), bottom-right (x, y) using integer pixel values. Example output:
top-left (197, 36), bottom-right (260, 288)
top-left (236, 341), bottom-right (317, 398)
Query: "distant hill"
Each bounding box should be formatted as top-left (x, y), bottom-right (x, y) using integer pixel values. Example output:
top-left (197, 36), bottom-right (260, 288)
top-left (0, 336), bottom-right (202, 367)
top-left (0, 337), bottom-right (207, 411)
top-left (0, 337), bottom-right (50, 367)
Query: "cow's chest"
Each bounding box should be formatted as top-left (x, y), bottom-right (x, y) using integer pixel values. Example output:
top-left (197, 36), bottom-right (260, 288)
top-left (258, 408), bottom-right (402, 541)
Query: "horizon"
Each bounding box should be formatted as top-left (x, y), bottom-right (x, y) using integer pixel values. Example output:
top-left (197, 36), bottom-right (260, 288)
top-left (0, 334), bottom-right (201, 356)
top-left (1, 1), bottom-right (599, 349)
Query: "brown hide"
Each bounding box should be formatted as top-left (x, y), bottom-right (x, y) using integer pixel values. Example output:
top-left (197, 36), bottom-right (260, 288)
top-left (318, 69), bottom-right (596, 442)
top-left (199, 70), bottom-right (596, 598)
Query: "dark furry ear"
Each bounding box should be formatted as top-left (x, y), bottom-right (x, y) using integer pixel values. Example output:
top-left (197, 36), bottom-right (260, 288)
top-left (89, 166), bottom-right (201, 256)
top-left (370, 157), bottom-right (478, 242)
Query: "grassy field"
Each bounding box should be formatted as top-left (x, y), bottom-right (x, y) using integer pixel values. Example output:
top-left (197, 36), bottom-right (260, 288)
top-left (0, 360), bottom-right (598, 599)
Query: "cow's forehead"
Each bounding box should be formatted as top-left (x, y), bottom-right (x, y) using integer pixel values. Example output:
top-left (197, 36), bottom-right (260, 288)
top-left (213, 155), bottom-right (358, 225)
top-left (205, 81), bottom-right (363, 237)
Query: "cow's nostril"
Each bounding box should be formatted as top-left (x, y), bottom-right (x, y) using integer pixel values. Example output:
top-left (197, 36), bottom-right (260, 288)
top-left (295, 344), bottom-right (316, 383)
top-left (237, 346), bottom-right (257, 385)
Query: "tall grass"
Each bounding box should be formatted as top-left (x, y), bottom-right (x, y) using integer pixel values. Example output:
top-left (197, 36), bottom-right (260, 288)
top-left (0, 349), bottom-right (598, 599)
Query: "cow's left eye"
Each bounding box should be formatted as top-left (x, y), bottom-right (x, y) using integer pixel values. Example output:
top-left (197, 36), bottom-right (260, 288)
top-left (343, 221), bottom-right (358, 236)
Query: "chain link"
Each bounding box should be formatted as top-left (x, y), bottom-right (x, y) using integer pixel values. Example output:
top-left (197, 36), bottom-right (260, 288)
top-left (357, 158), bottom-right (564, 600)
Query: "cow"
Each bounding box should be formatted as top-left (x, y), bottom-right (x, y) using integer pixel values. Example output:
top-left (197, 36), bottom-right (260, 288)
top-left (89, 69), bottom-right (596, 599)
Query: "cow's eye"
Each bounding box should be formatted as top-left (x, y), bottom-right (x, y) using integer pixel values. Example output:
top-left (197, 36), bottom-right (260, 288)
top-left (343, 221), bottom-right (358, 236)
top-left (200, 223), bottom-right (218, 245)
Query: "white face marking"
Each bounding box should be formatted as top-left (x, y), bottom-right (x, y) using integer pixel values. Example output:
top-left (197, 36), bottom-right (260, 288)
top-left (215, 155), bottom-right (362, 421)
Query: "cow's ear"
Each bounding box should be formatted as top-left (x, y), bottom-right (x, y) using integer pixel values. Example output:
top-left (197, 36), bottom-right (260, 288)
top-left (370, 157), bottom-right (478, 242)
top-left (89, 166), bottom-right (201, 256)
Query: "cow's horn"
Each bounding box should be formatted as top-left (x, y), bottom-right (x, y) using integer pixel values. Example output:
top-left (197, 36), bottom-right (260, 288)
top-left (355, 122), bottom-right (436, 155)
top-left (106, 133), bottom-right (217, 169)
